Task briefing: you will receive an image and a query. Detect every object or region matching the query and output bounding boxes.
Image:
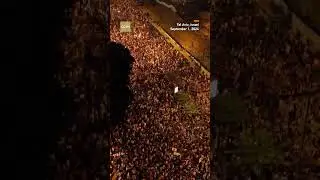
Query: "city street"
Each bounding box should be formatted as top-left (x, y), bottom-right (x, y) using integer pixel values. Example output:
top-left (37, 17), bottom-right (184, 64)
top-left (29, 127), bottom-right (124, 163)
top-left (143, 1), bottom-right (210, 71)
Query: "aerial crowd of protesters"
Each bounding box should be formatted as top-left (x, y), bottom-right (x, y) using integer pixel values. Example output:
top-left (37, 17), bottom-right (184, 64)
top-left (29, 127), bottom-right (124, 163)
top-left (110, 0), bottom-right (210, 179)
top-left (45, 0), bottom-right (319, 179)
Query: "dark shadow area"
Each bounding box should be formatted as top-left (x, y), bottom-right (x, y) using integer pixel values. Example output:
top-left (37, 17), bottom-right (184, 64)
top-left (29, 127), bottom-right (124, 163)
top-left (153, 0), bottom-right (209, 19)
top-left (6, 0), bottom-right (124, 179)
top-left (4, 0), bottom-right (134, 178)
top-left (9, 0), bottom-right (73, 178)
top-left (107, 42), bottom-right (134, 128)
top-left (211, 0), bottom-right (320, 179)
top-left (284, 0), bottom-right (320, 35)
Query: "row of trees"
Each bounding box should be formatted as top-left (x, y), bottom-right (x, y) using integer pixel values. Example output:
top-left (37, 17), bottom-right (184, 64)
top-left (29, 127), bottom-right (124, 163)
top-left (108, 42), bottom-right (134, 127)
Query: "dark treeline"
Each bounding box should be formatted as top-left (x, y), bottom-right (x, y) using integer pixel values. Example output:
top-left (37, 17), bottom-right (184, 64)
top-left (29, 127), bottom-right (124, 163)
top-left (107, 42), bottom-right (134, 127)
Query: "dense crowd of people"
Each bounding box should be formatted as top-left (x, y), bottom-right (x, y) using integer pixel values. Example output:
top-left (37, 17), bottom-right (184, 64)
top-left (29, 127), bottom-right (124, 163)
top-left (110, 0), bottom-right (210, 179)
top-left (44, 0), bottom-right (320, 178)
top-left (212, 0), bottom-right (320, 178)
top-left (44, 0), bottom-right (210, 179)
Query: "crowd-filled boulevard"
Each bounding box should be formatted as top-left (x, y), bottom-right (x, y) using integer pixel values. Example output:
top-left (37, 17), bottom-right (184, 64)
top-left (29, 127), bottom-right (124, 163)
top-left (110, 0), bottom-right (210, 179)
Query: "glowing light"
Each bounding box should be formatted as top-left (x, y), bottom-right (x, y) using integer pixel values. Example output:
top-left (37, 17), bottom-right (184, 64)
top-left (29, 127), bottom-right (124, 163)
top-left (174, 86), bottom-right (178, 93)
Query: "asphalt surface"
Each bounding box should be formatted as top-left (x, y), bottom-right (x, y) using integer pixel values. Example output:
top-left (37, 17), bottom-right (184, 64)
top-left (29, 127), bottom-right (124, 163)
top-left (143, 2), bottom-right (210, 71)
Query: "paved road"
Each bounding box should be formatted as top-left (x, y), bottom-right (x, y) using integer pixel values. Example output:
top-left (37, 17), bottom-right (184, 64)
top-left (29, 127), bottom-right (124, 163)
top-left (143, 2), bottom-right (210, 71)
top-left (147, 19), bottom-right (210, 76)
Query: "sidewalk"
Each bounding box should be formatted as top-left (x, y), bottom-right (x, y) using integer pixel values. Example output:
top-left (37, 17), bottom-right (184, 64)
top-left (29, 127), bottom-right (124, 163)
top-left (142, 3), bottom-right (210, 72)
